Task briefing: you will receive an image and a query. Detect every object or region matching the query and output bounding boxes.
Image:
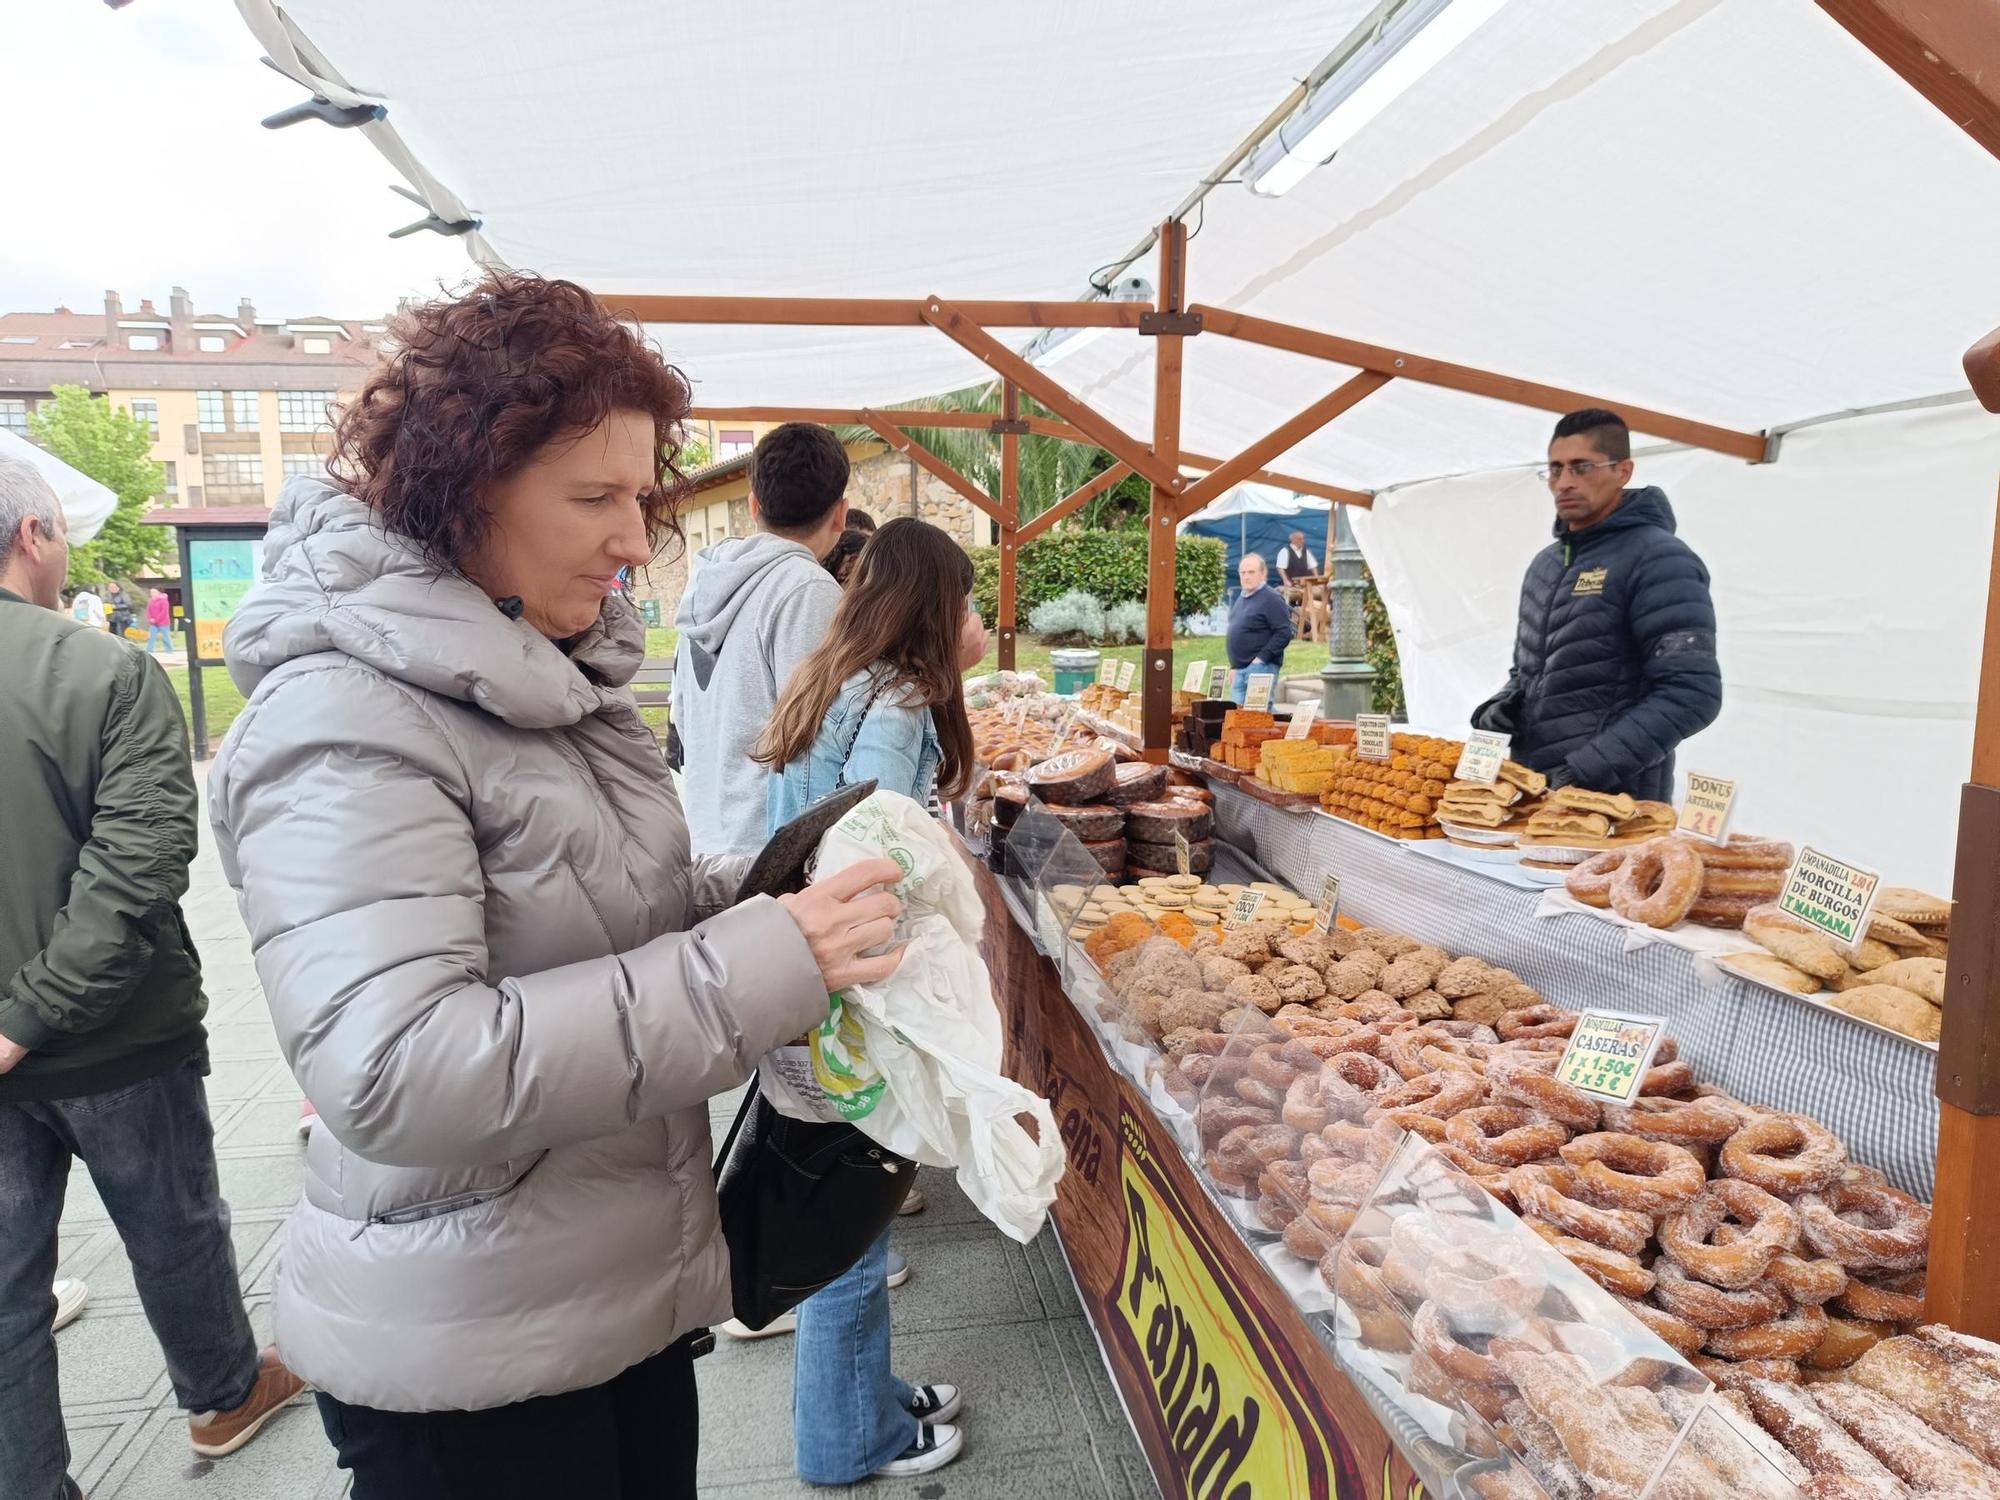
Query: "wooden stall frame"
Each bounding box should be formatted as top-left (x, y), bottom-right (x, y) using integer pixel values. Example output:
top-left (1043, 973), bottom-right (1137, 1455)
top-left (628, 6), bottom-right (2000, 1336)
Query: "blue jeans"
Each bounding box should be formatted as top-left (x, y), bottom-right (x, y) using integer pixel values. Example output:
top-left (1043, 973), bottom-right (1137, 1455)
top-left (146, 624), bottom-right (174, 653)
top-left (1229, 664), bottom-right (1279, 706)
top-left (0, 1050), bottom-right (258, 1500)
top-left (792, 1232), bottom-right (915, 1485)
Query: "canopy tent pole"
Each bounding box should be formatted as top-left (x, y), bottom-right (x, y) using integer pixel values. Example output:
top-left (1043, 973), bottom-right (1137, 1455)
top-left (998, 381), bottom-right (1021, 671)
top-left (1145, 219), bottom-right (1189, 759)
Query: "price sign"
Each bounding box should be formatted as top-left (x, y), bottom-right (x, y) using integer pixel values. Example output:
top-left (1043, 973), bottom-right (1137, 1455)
top-left (1454, 730), bottom-right (1510, 786)
top-left (1053, 703), bottom-right (1079, 750)
top-left (1243, 675), bottom-right (1275, 713)
top-left (1355, 713), bottom-right (1392, 762)
top-left (1006, 694), bottom-right (1028, 727)
top-left (1116, 658), bottom-right (1138, 693)
top-left (1226, 889), bottom-right (1266, 927)
top-left (1777, 845), bottom-right (1882, 951)
top-left (1208, 666), bottom-right (1228, 700)
top-left (1174, 830), bottom-right (1192, 878)
top-left (1097, 658), bottom-right (1119, 687)
top-left (1182, 661), bottom-right (1209, 695)
top-left (1677, 772), bottom-right (1738, 844)
top-left (1554, 1010), bottom-right (1667, 1103)
top-left (1316, 874), bottom-right (1342, 933)
top-left (1284, 698), bottom-right (1319, 740)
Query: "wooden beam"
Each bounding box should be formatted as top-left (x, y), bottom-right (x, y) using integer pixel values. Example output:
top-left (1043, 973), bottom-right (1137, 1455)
top-left (1171, 372), bottom-right (1392, 522)
top-left (861, 416), bottom-right (1008, 529)
top-left (998, 382), bottom-right (1021, 672)
top-left (1967, 325), bottom-right (2000, 415)
top-left (1931, 471), bottom-right (2000, 1339)
top-left (688, 405), bottom-right (866, 425)
top-left (1144, 222), bottom-right (1189, 759)
top-left (1194, 305), bottom-right (1769, 463)
top-left (1814, 0), bottom-right (2000, 162)
top-left (616, 295), bottom-right (1153, 329)
top-left (1015, 463), bottom-right (1135, 544)
top-left (1180, 453), bottom-right (1373, 509)
top-left (919, 295), bottom-right (1187, 495)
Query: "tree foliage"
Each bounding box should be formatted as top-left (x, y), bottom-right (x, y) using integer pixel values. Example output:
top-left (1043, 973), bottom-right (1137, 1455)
top-left (1363, 562), bottom-right (1407, 716)
top-left (28, 385), bottom-right (167, 588)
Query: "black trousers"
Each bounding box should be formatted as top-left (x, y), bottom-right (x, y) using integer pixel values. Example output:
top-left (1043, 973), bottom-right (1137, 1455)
top-left (316, 1338), bottom-right (700, 1499)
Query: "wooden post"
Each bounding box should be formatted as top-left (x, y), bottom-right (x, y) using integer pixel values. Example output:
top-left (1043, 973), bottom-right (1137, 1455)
top-left (1929, 327), bottom-right (2000, 1337)
top-left (998, 381), bottom-right (1020, 672)
top-left (1144, 220), bottom-right (1187, 761)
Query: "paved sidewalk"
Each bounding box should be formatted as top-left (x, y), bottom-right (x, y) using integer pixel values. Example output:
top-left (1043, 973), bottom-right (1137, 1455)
top-left (50, 786), bottom-right (1154, 1498)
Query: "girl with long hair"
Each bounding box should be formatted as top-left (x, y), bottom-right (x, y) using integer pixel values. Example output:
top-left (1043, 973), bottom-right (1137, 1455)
top-left (750, 517), bottom-right (976, 1483)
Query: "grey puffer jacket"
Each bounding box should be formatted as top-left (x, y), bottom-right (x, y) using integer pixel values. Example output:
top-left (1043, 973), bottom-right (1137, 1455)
top-left (208, 478), bottom-right (827, 1412)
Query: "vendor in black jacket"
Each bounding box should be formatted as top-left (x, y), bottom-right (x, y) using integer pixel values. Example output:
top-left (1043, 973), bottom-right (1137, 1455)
top-left (1473, 408), bottom-right (1721, 801)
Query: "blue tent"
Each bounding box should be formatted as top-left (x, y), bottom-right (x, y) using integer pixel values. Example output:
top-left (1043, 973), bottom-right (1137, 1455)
top-left (1179, 486), bottom-right (1335, 603)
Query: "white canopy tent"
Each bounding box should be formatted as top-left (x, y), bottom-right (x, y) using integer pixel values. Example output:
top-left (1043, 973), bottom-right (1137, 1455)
top-left (0, 428), bottom-right (115, 544)
top-left (231, 0), bottom-right (2000, 885)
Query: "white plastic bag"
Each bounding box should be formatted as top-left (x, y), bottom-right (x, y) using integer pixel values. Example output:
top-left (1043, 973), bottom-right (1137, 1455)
top-left (783, 790), bottom-right (1065, 1242)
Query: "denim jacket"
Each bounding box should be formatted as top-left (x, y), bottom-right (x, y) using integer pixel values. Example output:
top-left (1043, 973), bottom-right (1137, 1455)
top-left (765, 666), bottom-right (941, 835)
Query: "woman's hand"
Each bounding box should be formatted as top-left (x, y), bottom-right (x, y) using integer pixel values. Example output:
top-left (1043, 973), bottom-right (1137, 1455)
top-left (778, 857), bottom-right (907, 992)
top-left (958, 608), bottom-right (989, 671)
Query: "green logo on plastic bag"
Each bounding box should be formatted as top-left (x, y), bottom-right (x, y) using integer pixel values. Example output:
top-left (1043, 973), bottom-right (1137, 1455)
top-left (809, 992), bottom-right (884, 1121)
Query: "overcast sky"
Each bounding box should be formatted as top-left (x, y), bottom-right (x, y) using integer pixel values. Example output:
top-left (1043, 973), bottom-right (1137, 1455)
top-left (0, 1), bottom-right (469, 319)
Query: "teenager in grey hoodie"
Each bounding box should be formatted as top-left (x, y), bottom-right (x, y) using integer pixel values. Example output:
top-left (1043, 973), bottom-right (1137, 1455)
top-left (672, 424), bottom-right (849, 856)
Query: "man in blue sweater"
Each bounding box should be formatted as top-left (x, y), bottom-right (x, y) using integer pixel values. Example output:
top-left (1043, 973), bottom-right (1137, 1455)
top-left (1225, 552), bottom-right (1293, 705)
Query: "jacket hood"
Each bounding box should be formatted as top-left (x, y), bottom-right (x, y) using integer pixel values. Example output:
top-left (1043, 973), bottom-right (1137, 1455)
top-left (674, 532), bottom-right (821, 653)
top-left (1555, 485), bottom-right (1676, 543)
top-left (223, 476), bottom-right (644, 729)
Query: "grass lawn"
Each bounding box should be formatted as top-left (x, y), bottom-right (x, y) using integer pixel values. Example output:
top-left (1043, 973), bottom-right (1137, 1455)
top-left (173, 625), bottom-right (1315, 752)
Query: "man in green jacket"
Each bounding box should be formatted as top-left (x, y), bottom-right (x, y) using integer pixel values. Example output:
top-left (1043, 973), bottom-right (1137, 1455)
top-left (0, 455), bottom-right (301, 1500)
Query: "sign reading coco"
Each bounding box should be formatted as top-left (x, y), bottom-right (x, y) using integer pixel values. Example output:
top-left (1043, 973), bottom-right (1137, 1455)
top-left (1554, 1010), bottom-right (1667, 1103)
top-left (1114, 1112), bottom-right (1331, 1500)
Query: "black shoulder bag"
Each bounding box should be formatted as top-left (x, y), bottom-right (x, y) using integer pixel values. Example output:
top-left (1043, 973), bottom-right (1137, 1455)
top-left (711, 684), bottom-right (918, 1329)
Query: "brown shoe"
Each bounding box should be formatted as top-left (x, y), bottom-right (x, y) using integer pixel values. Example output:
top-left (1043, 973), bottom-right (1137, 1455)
top-left (188, 1346), bottom-right (309, 1457)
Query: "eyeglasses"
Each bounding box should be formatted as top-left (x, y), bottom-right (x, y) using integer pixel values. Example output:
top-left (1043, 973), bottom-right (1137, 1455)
top-left (1537, 459), bottom-right (1624, 482)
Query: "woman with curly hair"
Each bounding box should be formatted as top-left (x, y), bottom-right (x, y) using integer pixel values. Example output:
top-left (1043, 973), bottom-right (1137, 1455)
top-left (206, 271), bottom-right (906, 1498)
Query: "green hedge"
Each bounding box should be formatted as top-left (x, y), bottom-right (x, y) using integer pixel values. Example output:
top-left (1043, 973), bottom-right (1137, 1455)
top-left (971, 533), bottom-right (1225, 626)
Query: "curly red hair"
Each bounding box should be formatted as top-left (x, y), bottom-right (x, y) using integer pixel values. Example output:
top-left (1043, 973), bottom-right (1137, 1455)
top-left (330, 270), bottom-right (691, 573)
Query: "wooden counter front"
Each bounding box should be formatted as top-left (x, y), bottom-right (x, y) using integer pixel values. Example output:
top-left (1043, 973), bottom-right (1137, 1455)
top-left (972, 854), bottom-right (1422, 1500)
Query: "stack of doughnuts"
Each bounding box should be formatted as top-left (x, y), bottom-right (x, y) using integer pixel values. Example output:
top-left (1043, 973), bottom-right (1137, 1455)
top-left (1565, 834), bottom-right (1795, 931)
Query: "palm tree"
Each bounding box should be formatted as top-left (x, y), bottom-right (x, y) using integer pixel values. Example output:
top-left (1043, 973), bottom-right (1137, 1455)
top-left (836, 383), bottom-right (1151, 531)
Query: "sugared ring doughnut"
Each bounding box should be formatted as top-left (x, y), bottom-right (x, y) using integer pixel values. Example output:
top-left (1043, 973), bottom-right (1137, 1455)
top-left (1719, 1114), bottom-right (1848, 1197)
top-left (1699, 867), bottom-right (1788, 895)
top-left (1700, 833), bottom-right (1795, 871)
top-left (1203, 1155), bottom-right (1259, 1198)
top-left (1446, 1105), bottom-right (1569, 1167)
top-left (1496, 1005), bottom-right (1577, 1042)
top-left (1560, 1132), bottom-right (1706, 1215)
top-left (1658, 1179), bottom-right (1800, 1290)
top-left (1412, 1299), bottom-right (1519, 1387)
top-left (1282, 1211), bottom-right (1336, 1263)
top-left (1601, 1095), bottom-right (1740, 1146)
top-left (1608, 838), bottom-right (1705, 928)
top-left (1278, 1031), bottom-right (1371, 1068)
top-left (1613, 1293), bottom-right (1706, 1358)
top-left (1426, 1247), bottom-right (1546, 1335)
top-left (1690, 1355), bottom-right (1801, 1391)
top-left (1257, 1159), bottom-right (1311, 1216)
top-left (1316, 1121), bottom-right (1376, 1163)
top-left (1763, 1252), bottom-right (1849, 1306)
top-left (1703, 1305), bottom-right (1829, 1361)
top-left (1429, 1019), bottom-right (1502, 1043)
top-left (1566, 848), bottom-right (1632, 909)
top-left (1835, 1269), bottom-right (1925, 1324)
top-left (1374, 1068), bottom-right (1484, 1119)
top-left (1798, 1180), bottom-right (1930, 1272)
top-left (1306, 1156), bottom-right (1380, 1210)
top-left (1639, 1059), bottom-right (1696, 1097)
top-left (1650, 1259), bottom-right (1787, 1330)
top-left (1376, 1025), bottom-right (1436, 1080)
top-left (1375, 1109), bottom-right (1449, 1144)
top-left (1213, 1122), bottom-right (1298, 1176)
top-left (1805, 1314), bottom-right (1889, 1371)
top-left (1321, 1051), bottom-right (1399, 1122)
top-left (1523, 1219), bottom-right (1656, 1298)
top-left (1248, 1044), bottom-right (1303, 1090)
top-left (1433, 1142), bottom-right (1517, 1185)
top-left (1282, 1073), bottom-right (1332, 1134)
top-left (1508, 1163), bottom-right (1652, 1256)
top-left (1488, 1052), bottom-right (1602, 1132)
top-left (1196, 1096), bottom-right (1274, 1145)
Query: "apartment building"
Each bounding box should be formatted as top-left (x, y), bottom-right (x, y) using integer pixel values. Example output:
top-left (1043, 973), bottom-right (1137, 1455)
top-left (0, 287), bottom-right (387, 508)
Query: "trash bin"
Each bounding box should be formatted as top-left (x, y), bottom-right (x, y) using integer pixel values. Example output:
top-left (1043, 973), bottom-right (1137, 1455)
top-left (1050, 648), bottom-right (1100, 696)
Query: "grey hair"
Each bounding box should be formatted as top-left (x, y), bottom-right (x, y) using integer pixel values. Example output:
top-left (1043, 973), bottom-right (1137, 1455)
top-left (0, 453), bottom-right (62, 571)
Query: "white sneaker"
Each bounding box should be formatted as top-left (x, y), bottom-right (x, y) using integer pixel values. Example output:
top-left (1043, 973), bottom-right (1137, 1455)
top-left (906, 1383), bottom-right (961, 1424)
top-left (875, 1423), bottom-right (962, 1477)
top-left (53, 1278), bottom-right (89, 1332)
top-left (886, 1251), bottom-right (911, 1289)
top-left (716, 1312), bottom-right (796, 1340)
top-left (897, 1186), bottom-right (926, 1216)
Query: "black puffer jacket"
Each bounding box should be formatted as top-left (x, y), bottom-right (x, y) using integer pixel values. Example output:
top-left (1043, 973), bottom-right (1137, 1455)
top-left (1473, 487), bottom-right (1720, 802)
